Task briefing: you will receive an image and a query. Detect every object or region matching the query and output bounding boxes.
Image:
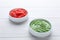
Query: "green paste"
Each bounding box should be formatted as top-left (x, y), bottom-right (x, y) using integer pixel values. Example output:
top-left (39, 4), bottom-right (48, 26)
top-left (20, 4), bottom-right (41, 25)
top-left (30, 19), bottom-right (51, 32)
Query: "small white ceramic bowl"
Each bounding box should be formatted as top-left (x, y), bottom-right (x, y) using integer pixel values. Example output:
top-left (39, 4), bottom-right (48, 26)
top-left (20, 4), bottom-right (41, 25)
top-left (29, 19), bottom-right (52, 37)
top-left (9, 8), bottom-right (28, 23)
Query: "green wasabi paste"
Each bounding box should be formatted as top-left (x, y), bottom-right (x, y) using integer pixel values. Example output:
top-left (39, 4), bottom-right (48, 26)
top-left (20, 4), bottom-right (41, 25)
top-left (30, 19), bottom-right (51, 32)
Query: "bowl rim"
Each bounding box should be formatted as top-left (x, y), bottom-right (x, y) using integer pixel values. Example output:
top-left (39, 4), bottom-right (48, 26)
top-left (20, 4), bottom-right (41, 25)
top-left (9, 8), bottom-right (28, 18)
top-left (29, 18), bottom-right (52, 33)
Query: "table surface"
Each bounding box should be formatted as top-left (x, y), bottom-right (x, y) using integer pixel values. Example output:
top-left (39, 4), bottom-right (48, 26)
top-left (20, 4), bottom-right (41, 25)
top-left (0, 0), bottom-right (60, 40)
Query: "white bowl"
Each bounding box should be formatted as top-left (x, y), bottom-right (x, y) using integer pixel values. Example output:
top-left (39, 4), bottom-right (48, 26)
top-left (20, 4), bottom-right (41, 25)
top-left (29, 19), bottom-right (52, 37)
top-left (9, 8), bottom-right (28, 23)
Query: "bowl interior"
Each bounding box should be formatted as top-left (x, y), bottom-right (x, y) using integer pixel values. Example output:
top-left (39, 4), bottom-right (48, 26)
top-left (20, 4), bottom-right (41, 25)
top-left (30, 19), bottom-right (51, 33)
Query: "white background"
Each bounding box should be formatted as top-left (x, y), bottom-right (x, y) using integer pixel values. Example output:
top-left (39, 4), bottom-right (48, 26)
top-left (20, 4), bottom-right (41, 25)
top-left (0, 0), bottom-right (60, 40)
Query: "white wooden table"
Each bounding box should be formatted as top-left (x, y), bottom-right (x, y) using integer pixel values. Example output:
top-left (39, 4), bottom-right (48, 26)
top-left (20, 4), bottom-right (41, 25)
top-left (0, 0), bottom-right (60, 40)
